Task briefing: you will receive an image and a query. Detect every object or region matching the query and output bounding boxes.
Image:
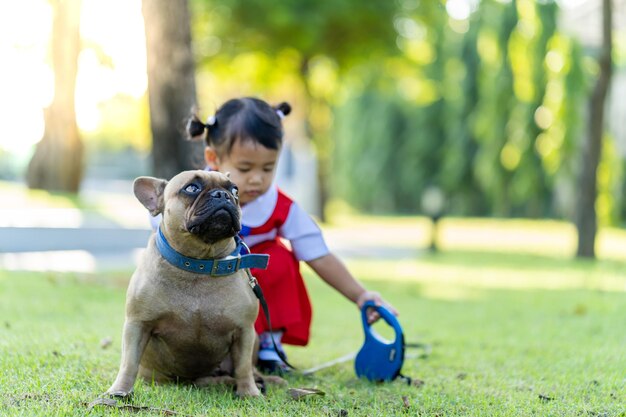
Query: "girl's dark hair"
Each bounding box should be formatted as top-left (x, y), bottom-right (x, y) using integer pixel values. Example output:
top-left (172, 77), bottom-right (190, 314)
top-left (186, 97), bottom-right (291, 156)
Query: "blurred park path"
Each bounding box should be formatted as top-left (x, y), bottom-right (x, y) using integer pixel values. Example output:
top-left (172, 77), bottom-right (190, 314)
top-left (0, 179), bottom-right (151, 272)
top-left (0, 180), bottom-right (425, 273)
top-left (5, 178), bottom-right (626, 274)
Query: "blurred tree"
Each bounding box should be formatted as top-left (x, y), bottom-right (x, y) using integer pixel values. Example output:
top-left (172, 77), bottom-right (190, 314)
top-left (471, 1), bottom-right (518, 216)
top-left (333, 0), bottom-right (588, 220)
top-left (335, 1), bottom-right (520, 215)
top-left (194, 0), bottom-right (399, 218)
top-left (27, 0), bottom-right (83, 192)
top-left (496, 0), bottom-right (557, 217)
top-left (142, 0), bottom-right (202, 180)
top-left (539, 35), bottom-right (586, 221)
top-left (438, 7), bottom-right (483, 215)
top-left (575, 0), bottom-right (613, 259)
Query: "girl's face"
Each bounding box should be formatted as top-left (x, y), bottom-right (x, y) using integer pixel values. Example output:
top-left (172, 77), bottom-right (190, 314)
top-left (208, 139), bottom-right (280, 205)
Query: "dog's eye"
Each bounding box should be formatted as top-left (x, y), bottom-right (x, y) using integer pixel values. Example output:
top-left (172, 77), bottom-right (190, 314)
top-left (231, 186), bottom-right (239, 200)
top-left (183, 183), bottom-right (202, 195)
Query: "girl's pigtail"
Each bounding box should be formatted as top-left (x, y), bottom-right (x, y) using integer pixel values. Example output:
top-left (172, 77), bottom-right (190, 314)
top-left (274, 102), bottom-right (292, 119)
top-left (186, 114), bottom-right (208, 140)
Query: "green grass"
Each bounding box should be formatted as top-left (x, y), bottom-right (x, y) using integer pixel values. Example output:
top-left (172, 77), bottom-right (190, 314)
top-left (1, 252), bottom-right (625, 416)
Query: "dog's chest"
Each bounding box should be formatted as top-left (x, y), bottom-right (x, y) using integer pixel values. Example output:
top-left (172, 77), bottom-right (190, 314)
top-left (135, 274), bottom-right (258, 379)
top-left (153, 299), bottom-right (237, 339)
top-left (148, 274), bottom-right (256, 340)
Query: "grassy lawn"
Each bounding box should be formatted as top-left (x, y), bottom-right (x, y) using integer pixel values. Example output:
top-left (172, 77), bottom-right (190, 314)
top-left (1, 251), bottom-right (624, 416)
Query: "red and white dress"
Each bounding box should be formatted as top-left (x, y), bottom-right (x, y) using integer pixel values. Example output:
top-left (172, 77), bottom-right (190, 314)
top-left (241, 185), bottom-right (329, 346)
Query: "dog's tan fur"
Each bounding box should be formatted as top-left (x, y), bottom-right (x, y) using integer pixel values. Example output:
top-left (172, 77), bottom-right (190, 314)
top-left (106, 170), bottom-right (261, 397)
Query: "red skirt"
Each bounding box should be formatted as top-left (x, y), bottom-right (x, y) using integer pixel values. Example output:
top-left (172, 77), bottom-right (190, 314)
top-left (249, 239), bottom-right (312, 346)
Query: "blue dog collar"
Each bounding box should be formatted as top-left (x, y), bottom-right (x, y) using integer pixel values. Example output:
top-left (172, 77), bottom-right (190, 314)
top-left (155, 227), bottom-right (269, 276)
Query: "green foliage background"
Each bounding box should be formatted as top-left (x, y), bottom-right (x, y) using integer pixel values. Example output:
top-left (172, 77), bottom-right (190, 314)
top-left (334, 1), bottom-right (591, 220)
top-left (186, 0), bottom-right (622, 224)
top-left (13, 0), bottom-right (617, 224)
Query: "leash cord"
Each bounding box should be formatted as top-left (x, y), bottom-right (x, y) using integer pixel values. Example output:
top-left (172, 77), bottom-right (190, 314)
top-left (398, 373), bottom-right (412, 385)
top-left (246, 270), bottom-right (297, 370)
top-left (392, 342), bottom-right (430, 384)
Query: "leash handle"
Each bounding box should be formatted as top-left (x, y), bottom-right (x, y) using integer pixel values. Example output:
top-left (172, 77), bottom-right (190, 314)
top-left (355, 301), bottom-right (405, 382)
top-left (360, 301), bottom-right (402, 343)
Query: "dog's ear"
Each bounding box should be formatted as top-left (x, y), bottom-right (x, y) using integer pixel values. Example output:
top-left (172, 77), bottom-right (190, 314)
top-left (133, 177), bottom-right (167, 216)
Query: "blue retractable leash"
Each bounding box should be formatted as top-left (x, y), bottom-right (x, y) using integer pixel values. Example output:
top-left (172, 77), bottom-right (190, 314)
top-left (301, 302), bottom-right (428, 380)
top-left (354, 301), bottom-right (414, 384)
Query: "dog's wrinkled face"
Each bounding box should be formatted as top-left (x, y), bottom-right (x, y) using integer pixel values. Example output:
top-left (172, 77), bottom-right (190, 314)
top-left (179, 173), bottom-right (241, 243)
top-left (134, 170), bottom-right (241, 244)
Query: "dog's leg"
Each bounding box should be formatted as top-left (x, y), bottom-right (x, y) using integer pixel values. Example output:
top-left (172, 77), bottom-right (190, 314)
top-left (194, 375), bottom-right (237, 387)
top-left (231, 326), bottom-right (260, 397)
top-left (253, 369), bottom-right (288, 386)
top-left (194, 360), bottom-right (235, 387)
top-left (251, 336), bottom-right (286, 386)
top-left (106, 320), bottom-right (151, 397)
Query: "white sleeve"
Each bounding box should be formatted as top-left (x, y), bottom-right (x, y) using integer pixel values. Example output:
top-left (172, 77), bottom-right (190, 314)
top-left (150, 213), bottom-right (162, 231)
top-left (280, 202), bottom-right (330, 262)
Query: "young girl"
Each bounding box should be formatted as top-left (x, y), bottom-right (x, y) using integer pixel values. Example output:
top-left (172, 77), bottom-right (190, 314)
top-left (187, 97), bottom-right (398, 374)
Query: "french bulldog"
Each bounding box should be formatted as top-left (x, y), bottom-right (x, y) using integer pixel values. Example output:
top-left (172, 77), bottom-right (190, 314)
top-left (106, 170), bottom-right (263, 398)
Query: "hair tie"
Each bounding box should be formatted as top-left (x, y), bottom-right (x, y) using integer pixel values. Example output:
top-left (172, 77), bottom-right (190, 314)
top-left (276, 110), bottom-right (285, 120)
top-left (206, 115), bottom-right (217, 126)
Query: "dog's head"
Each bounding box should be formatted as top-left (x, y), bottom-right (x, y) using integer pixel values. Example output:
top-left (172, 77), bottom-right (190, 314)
top-left (134, 170), bottom-right (241, 244)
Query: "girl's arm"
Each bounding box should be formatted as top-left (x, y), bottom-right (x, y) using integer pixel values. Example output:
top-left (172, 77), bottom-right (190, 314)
top-left (279, 198), bottom-right (398, 319)
top-left (306, 253), bottom-right (399, 321)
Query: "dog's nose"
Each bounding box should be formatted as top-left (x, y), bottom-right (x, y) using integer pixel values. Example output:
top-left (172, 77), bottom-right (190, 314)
top-left (210, 189), bottom-right (229, 200)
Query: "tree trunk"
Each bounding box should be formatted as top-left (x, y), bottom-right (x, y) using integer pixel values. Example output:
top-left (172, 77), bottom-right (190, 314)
top-left (142, 0), bottom-right (202, 180)
top-left (26, 0), bottom-right (83, 192)
top-left (575, 0), bottom-right (613, 258)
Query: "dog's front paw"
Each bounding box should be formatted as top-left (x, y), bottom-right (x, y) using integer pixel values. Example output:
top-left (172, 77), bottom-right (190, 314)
top-left (105, 387), bottom-right (134, 399)
top-left (235, 382), bottom-right (261, 398)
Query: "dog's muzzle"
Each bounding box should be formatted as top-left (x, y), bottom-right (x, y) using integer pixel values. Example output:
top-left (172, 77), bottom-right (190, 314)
top-left (186, 188), bottom-right (241, 242)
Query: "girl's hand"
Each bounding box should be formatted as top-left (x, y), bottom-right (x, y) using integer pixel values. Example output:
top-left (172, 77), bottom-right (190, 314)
top-left (356, 291), bottom-right (399, 324)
